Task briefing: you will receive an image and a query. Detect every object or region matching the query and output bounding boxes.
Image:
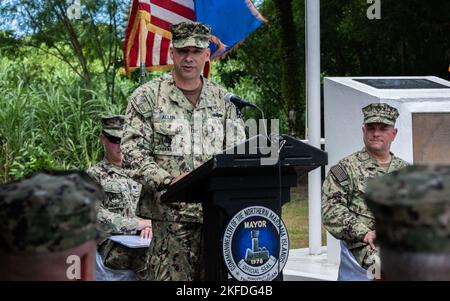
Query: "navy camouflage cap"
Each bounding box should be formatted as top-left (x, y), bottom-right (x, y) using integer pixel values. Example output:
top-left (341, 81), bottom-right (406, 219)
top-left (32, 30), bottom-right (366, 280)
top-left (366, 165), bottom-right (450, 252)
top-left (362, 103), bottom-right (399, 126)
top-left (101, 115), bottom-right (124, 138)
top-left (0, 171), bottom-right (105, 254)
top-left (171, 21), bottom-right (211, 49)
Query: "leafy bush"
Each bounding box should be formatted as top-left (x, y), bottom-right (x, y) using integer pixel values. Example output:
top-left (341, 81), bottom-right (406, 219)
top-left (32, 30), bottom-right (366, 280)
top-left (0, 52), bottom-right (136, 183)
top-left (8, 143), bottom-right (55, 179)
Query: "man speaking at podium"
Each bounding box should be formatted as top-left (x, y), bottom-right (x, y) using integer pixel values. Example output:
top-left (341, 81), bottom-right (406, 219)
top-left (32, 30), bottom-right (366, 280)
top-left (121, 21), bottom-right (246, 280)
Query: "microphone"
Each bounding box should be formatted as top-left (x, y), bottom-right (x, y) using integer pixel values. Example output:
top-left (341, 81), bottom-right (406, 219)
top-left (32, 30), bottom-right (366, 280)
top-left (224, 92), bottom-right (269, 141)
top-left (224, 93), bottom-right (257, 110)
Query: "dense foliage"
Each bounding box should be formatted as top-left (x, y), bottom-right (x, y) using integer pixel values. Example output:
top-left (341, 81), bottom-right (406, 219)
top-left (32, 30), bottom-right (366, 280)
top-left (1, 0), bottom-right (449, 182)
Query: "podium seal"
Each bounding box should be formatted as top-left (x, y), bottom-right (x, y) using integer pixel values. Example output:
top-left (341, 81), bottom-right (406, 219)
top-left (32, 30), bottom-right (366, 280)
top-left (222, 206), bottom-right (289, 281)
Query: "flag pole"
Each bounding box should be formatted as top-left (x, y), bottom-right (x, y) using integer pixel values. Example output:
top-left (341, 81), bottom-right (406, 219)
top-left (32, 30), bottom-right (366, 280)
top-left (139, 17), bottom-right (147, 85)
top-left (306, 0), bottom-right (322, 255)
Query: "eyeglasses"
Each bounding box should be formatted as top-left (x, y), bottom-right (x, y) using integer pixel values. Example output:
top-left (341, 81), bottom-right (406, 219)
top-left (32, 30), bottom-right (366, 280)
top-left (102, 131), bottom-right (121, 144)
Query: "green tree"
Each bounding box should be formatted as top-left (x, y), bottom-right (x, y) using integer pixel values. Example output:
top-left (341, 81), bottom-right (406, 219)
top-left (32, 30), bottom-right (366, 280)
top-left (214, 0), bottom-right (306, 137)
top-left (321, 0), bottom-right (450, 80)
top-left (273, 0), bottom-right (304, 137)
top-left (0, 30), bottom-right (22, 56)
top-left (0, 0), bottom-right (129, 100)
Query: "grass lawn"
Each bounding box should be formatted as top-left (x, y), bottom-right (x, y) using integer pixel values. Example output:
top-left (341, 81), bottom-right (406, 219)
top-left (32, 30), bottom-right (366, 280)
top-left (282, 194), bottom-right (327, 249)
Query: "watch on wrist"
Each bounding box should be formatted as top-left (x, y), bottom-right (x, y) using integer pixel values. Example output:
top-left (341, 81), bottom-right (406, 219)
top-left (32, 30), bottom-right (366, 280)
top-left (160, 176), bottom-right (174, 191)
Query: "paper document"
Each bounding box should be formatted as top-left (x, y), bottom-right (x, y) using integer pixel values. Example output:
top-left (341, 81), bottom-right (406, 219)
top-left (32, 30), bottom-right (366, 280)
top-left (108, 235), bottom-right (151, 248)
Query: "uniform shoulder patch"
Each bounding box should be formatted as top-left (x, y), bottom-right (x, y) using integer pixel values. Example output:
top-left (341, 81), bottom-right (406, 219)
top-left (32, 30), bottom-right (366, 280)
top-left (330, 164), bottom-right (348, 183)
top-left (132, 95), bottom-right (152, 117)
top-left (131, 82), bottom-right (160, 118)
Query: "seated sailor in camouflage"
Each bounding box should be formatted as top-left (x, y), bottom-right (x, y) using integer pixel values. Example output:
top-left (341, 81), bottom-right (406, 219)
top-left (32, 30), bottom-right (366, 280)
top-left (121, 21), bottom-right (246, 281)
top-left (87, 115), bottom-right (152, 280)
top-left (322, 103), bottom-right (408, 272)
top-left (0, 171), bottom-right (103, 280)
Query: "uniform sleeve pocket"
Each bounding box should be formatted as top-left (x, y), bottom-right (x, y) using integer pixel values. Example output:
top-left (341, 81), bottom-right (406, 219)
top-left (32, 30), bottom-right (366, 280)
top-left (349, 198), bottom-right (373, 219)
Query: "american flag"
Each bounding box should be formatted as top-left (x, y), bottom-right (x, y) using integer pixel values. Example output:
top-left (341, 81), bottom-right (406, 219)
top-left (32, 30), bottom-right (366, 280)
top-left (123, 0), bottom-right (196, 74)
top-left (123, 0), bottom-right (265, 76)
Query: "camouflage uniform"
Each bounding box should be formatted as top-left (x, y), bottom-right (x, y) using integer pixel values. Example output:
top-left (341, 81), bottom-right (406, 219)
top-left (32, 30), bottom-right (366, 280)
top-left (87, 115), bottom-right (148, 278)
top-left (322, 103), bottom-right (408, 270)
top-left (121, 21), bottom-right (246, 280)
top-left (367, 165), bottom-right (450, 280)
top-left (0, 171), bottom-right (101, 254)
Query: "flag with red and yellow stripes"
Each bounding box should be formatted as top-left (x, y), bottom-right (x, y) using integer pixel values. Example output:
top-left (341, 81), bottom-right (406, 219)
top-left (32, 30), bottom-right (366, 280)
top-left (124, 0), bottom-right (195, 74)
top-left (123, 0), bottom-right (265, 75)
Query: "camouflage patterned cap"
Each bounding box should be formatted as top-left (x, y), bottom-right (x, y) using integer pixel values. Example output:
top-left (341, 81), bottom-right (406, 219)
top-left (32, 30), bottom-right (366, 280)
top-left (366, 165), bottom-right (450, 252)
top-left (362, 103), bottom-right (399, 126)
top-left (171, 21), bottom-right (211, 49)
top-left (0, 171), bottom-right (105, 254)
top-left (101, 115), bottom-right (124, 138)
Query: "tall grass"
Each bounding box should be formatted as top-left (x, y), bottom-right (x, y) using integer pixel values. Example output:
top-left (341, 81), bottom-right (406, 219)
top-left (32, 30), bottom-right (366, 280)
top-left (0, 54), bottom-right (136, 182)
